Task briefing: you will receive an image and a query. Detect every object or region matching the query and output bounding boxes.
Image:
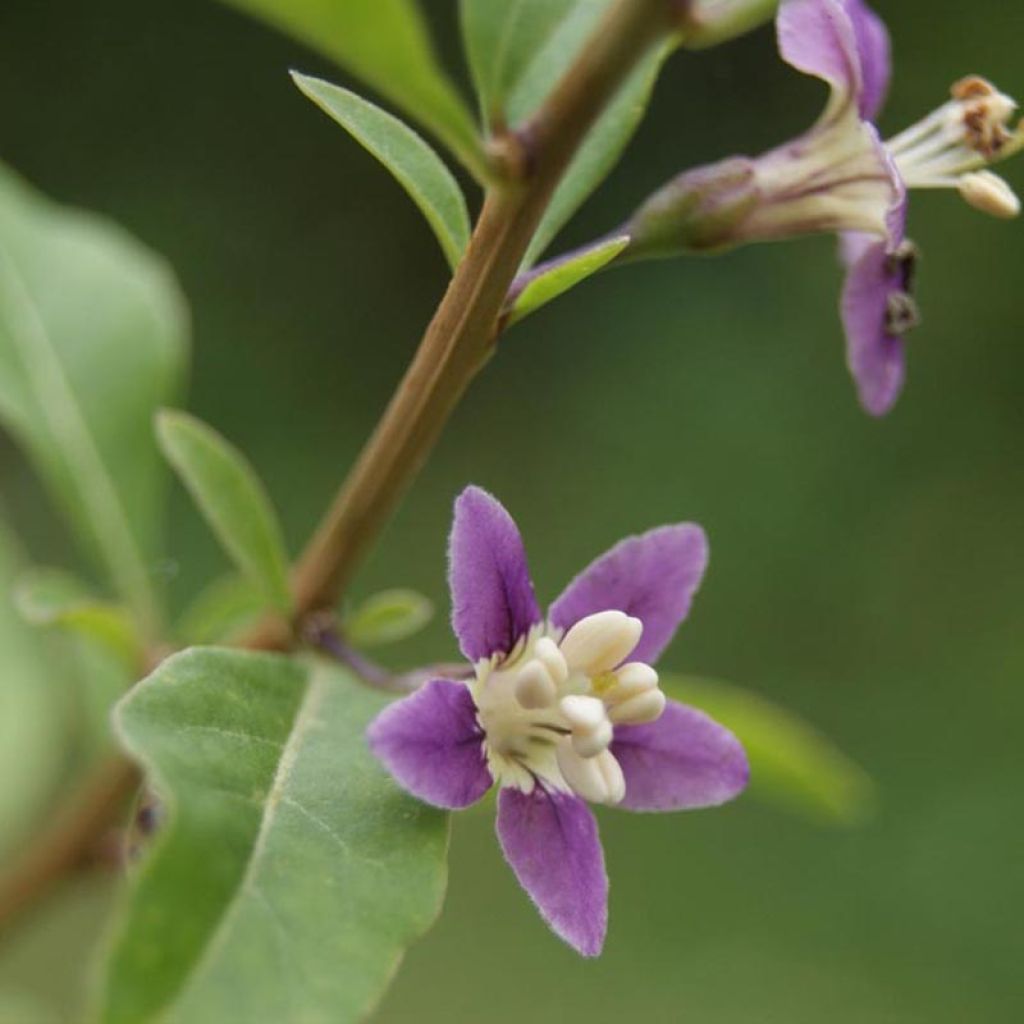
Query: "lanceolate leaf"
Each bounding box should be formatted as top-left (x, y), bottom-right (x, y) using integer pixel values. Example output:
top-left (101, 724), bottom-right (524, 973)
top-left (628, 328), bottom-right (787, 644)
top-left (0, 163), bottom-right (187, 633)
top-left (523, 39), bottom-right (674, 265)
top-left (459, 0), bottom-right (578, 125)
top-left (665, 675), bottom-right (875, 826)
top-left (156, 411), bottom-right (291, 614)
top-left (293, 76), bottom-right (471, 270)
top-left (220, 0), bottom-right (487, 181)
top-left (507, 234), bottom-right (628, 326)
top-left (14, 566), bottom-right (142, 669)
top-left (102, 650), bottom-right (450, 1024)
top-left (345, 588), bottom-right (435, 648)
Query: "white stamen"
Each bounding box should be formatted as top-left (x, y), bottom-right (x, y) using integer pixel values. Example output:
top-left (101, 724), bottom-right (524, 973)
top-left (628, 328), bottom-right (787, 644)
top-left (606, 662), bottom-right (659, 701)
top-left (609, 688), bottom-right (666, 725)
top-left (532, 635), bottom-right (569, 685)
top-left (957, 170), bottom-right (1021, 218)
top-left (559, 610), bottom-right (643, 675)
top-left (514, 661), bottom-right (557, 709)
top-left (572, 718), bottom-right (613, 759)
top-left (556, 744), bottom-right (626, 805)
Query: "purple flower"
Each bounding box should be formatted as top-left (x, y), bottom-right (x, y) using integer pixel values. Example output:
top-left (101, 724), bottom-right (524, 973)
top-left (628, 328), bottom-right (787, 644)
top-left (368, 486), bottom-right (748, 957)
top-left (765, 0), bottom-right (1021, 415)
top-left (628, 0), bottom-right (1022, 415)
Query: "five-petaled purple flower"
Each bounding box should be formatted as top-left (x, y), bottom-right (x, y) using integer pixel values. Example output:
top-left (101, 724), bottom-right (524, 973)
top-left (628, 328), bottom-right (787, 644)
top-left (368, 486), bottom-right (748, 956)
top-left (629, 0), bottom-right (1023, 416)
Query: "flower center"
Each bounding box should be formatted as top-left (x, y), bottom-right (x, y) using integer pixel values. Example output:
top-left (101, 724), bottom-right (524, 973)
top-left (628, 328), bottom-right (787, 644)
top-left (469, 611), bottom-right (666, 804)
top-left (887, 76), bottom-right (1023, 217)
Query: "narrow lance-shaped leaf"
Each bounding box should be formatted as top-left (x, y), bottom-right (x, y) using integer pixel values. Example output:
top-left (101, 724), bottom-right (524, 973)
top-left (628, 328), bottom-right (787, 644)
top-left (0, 162), bottom-right (188, 634)
top-left (664, 674), bottom-right (875, 826)
top-left (507, 234), bottom-right (629, 326)
top-left (345, 588), bottom-right (435, 648)
top-left (459, 0), bottom-right (578, 125)
top-left (219, 0), bottom-right (487, 181)
top-left (156, 411), bottom-right (291, 614)
top-left (293, 75), bottom-right (471, 270)
top-left (523, 40), bottom-right (674, 266)
top-left (14, 566), bottom-right (142, 669)
top-left (100, 649), bottom-right (450, 1024)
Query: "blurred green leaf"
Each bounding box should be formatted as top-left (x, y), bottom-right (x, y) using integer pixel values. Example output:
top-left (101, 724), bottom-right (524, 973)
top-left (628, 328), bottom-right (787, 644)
top-left (508, 234), bottom-right (628, 325)
top-left (156, 411), bottom-right (291, 615)
top-left (293, 75), bottom-right (471, 270)
top-left (101, 649), bottom-right (449, 1024)
top-left (0, 520), bottom-right (67, 864)
top-left (0, 163), bottom-right (187, 633)
top-left (459, 0), bottom-right (578, 125)
top-left (523, 38), bottom-right (673, 265)
top-left (664, 675), bottom-right (875, 826)
top-left (220, 0), bottom-right (487, 180)
top-left (14, 567), bottom-right (141, 669)
top-left (176, 574), bottom-right (266, 646)
top-left (345, 588), bottom-right (434, 648)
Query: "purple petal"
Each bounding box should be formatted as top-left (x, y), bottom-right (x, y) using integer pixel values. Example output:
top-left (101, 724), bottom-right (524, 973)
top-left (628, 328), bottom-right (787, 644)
top-left (842, 0), bottom-right (891, 120)
top-left (549, 524), bottom-right (708, 666)
top-left (448, 486), bottom-right (541, 662)
top-left (612, 700), bottom-right (749, 812)
top-left (367, 679), bottom-right (492, 809)
top-left (496, 788), bottom-right (607, 957)
top-left (839, 236), bottom-right (907, 416)
top-left (777, 0), bottom-right (862, 106)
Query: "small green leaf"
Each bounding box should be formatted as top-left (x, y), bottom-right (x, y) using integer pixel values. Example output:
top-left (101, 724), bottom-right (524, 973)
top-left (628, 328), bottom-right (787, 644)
top-left (220, 0), bottom-right (487, 180)
top-left (459, 0), bottom-right (578, 125)
top-left (0, 162), bottom-right (188, 633)
top-left (293, 75), bottom-right (471, 270)
top-left (14, 567), bottom-right (142, 669)
top-left (100, 649), bottom-right (449, 1024)
top-left (664, 675), bottom-right (875, 826)
top-left (508, 234), bottom-right (628, 325)
top-left (346, 588), bottom-right (435, 648)
top-left (156, 411), bottom-right (291, 614)
top-left (176, 574), bottom-right (266, 646)
top-left (524, 39), bottom-right (674, 265)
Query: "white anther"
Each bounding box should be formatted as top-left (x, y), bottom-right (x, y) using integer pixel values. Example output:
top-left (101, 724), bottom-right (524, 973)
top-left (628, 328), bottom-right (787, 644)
top-left (572, 718), bottom-right (613, 758)
top-left (559, 695), bottom-right (613, 757)
top-left (558, 611), bottom-right (643, 675)
top-left (958, 170), bottom-right (1021, 218)
top-left (532, 635), bottom-right (569, 685)
top-left (607, 662), bottom-right (659, 701)
top-left (608, 688), bottom-right (666, 726)
top-left (556, 745), bottom-right (626, 805)
top-left (514, 661), bottom-right (557, 709)
top-left (559, 694), bottom-right (606, 732)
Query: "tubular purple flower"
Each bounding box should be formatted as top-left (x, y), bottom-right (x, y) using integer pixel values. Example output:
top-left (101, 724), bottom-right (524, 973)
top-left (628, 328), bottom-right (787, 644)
top-left (367, 486), bottom-right (748, 957)
top-left (626, 0), bottom-right (1023, 415)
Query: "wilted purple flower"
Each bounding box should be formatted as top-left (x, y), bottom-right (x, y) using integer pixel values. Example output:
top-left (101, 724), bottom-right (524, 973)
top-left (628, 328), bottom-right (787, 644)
top-left (628, 0), bottom-right (1023, 415)
top-left (368, 486), bottom-right (748, 956)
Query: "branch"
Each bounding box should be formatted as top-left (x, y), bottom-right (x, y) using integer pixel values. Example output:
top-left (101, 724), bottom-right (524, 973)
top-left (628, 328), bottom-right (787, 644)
top-left (246, 0), bottom-right (674, 647)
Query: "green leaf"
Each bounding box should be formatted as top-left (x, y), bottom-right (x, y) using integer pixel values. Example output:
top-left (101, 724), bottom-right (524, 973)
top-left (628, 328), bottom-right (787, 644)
top-left (665, 675), bottom-right (875, 826)
top-left (0, 520), bottom-right (68, 863)
top-left (101, 649), bottom-right (449, 1024)
top-left (176, 574), bottom-right (266, 646)
top-left (507, 234), bottom-right (628, 325)
top-left (293, 75), bottom-right (471, 270)
top-left (14, 567), bottom-right (142, 669)
top-left (523, 39), bottom-right (674, 265)
top-left (220, 0), bottom-right (487, 181)
top-left (156, 411), bottom-right (291, 615)
top-left (459, 0), bottom-right (579, 125)
top-left (0, 163), bottom-right (188, 633)
top-left (345, 588), bottom-right (434, 648)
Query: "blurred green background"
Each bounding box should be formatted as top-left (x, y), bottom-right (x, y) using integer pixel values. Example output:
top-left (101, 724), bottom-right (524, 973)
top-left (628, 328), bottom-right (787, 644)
top-left (2, 1), bottom-right (1023, 1021)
